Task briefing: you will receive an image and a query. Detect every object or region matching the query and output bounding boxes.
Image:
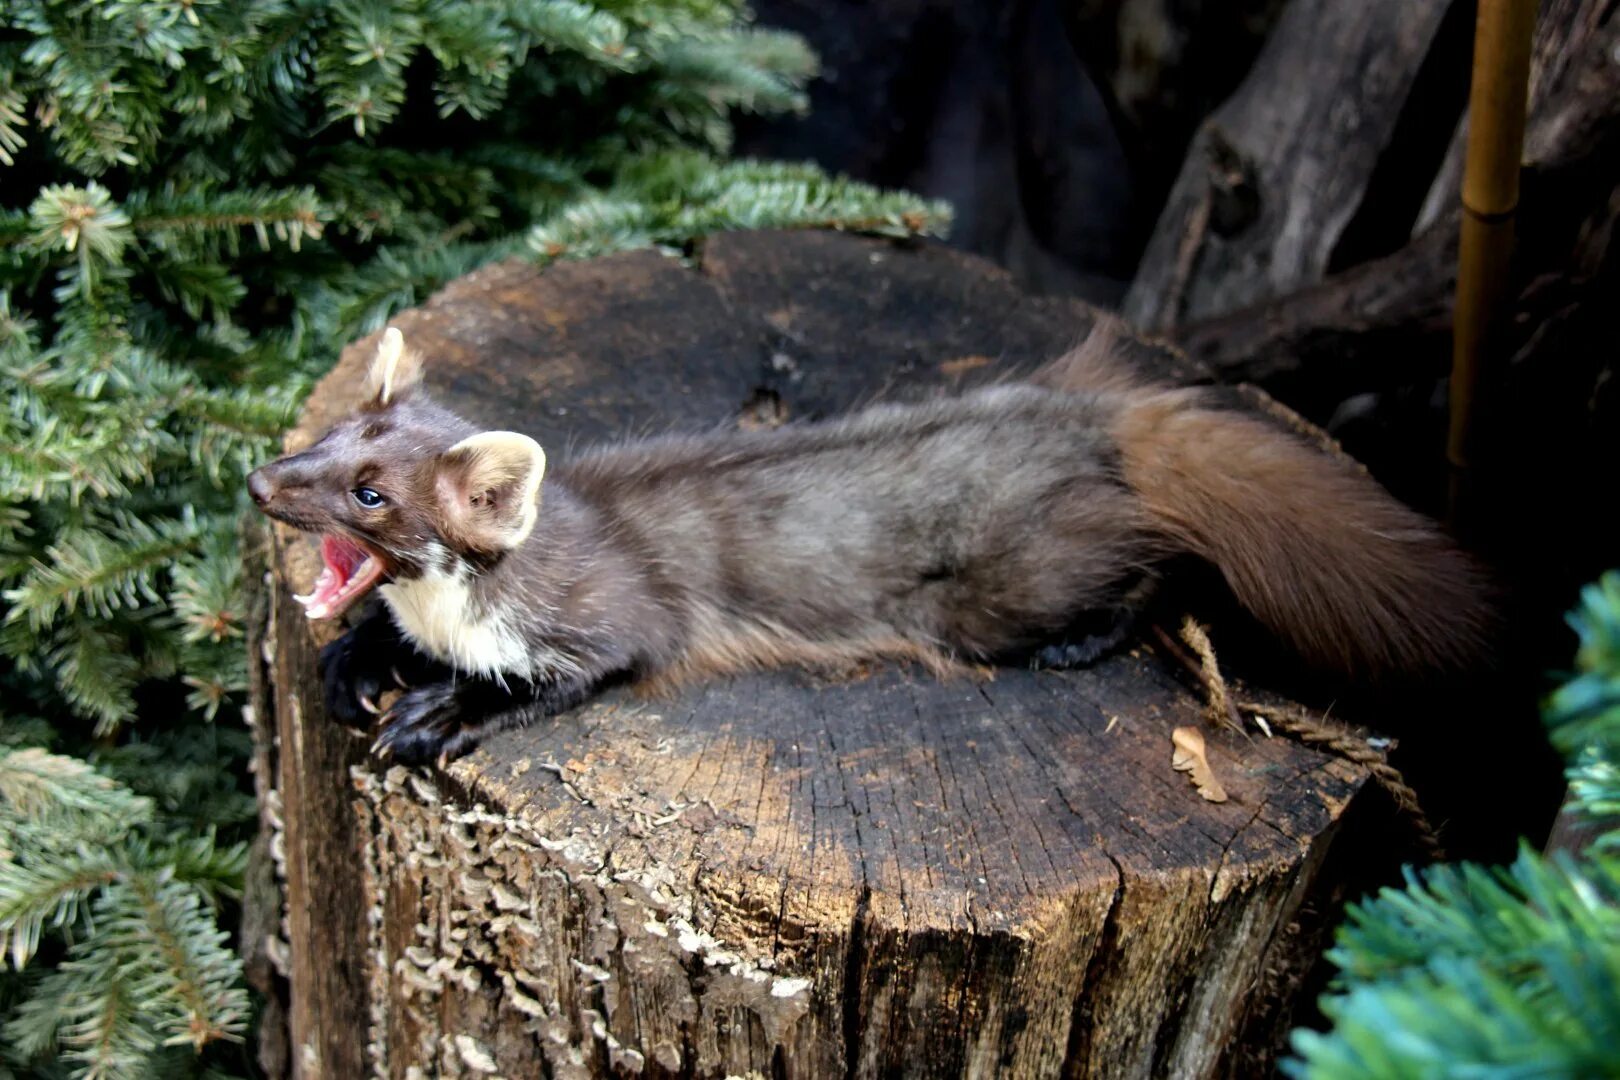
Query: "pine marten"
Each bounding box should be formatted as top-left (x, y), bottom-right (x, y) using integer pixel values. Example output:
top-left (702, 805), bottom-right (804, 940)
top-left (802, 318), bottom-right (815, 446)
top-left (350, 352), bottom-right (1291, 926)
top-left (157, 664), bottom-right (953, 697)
top-left (248, 327), bottom-right (1491, 764)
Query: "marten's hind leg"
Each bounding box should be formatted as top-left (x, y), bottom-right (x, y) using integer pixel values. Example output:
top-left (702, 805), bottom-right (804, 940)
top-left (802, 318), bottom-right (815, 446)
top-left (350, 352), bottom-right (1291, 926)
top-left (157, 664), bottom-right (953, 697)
top-left (1029, 606), bottom-right (1140, 669)
top-left (1024, 574), bottom-right (1158, 670)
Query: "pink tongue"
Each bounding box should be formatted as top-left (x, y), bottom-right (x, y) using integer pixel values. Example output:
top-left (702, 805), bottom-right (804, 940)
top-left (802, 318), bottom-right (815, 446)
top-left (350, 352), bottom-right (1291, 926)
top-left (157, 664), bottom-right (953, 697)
top-left (305, 536), bottom-right (368, 612)
top-left (322, 534), bottom-right (365, 580)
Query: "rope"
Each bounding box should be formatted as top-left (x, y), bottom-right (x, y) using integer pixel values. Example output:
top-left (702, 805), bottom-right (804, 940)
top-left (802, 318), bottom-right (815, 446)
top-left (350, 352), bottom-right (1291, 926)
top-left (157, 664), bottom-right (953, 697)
top-left (1178, 618), bottom-right (1240, 732)
top-left (1161, 615), bottom-right (1446, 861)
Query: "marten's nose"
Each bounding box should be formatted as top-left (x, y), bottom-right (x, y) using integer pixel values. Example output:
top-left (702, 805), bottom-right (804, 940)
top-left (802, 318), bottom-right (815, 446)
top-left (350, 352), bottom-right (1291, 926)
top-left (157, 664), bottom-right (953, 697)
top-left (247, 469), bottom-right (275, 507)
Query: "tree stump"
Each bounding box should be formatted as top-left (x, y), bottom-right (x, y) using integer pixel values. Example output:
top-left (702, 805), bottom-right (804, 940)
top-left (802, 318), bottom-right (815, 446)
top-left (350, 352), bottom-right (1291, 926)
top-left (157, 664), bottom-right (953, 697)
top-left (247, 230), bottom-right (1387, 1079)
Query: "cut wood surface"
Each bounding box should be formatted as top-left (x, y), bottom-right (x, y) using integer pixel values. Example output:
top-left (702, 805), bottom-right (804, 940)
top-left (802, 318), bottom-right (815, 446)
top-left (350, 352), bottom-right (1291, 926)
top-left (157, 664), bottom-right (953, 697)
top-left (247, 230), bottom-right (1384, 1079)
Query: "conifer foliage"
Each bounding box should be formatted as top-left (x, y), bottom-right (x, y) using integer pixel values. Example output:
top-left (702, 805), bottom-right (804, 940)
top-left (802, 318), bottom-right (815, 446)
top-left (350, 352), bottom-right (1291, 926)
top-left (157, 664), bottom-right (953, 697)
top-left (1290, 573), bottom-right (1620, 1078)
top-left (0, 1), bottom-right (945, 1074)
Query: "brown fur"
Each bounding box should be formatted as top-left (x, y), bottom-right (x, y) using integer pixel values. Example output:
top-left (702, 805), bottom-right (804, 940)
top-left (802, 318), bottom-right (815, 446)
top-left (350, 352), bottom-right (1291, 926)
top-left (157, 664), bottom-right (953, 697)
top-left (252, 327), bottom-right (1492, 761)
top-left (639, 627), bottom-right (963, 699)
top-left (1033, 325), bottom-right (1493, 677)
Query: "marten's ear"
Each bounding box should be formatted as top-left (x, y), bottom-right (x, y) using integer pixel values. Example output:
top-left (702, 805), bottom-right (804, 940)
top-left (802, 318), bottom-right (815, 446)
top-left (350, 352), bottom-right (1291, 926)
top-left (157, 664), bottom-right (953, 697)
top-left (362, 327), bottom-right (423, 408)
top-left (434, 431), bottom-right (547, 552)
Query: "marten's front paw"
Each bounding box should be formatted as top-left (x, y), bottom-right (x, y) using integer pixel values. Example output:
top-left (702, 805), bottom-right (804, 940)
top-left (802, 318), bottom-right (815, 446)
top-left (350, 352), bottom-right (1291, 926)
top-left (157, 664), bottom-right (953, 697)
top-left (320, 613), bottom-right (447, 727)
top-left (373, 683), bottom-right (487, 766)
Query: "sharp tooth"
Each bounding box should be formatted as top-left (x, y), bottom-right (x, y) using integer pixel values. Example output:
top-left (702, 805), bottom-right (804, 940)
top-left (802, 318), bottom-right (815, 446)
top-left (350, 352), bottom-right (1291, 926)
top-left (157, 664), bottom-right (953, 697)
top-left (292, 591), bottom-right (314, 605)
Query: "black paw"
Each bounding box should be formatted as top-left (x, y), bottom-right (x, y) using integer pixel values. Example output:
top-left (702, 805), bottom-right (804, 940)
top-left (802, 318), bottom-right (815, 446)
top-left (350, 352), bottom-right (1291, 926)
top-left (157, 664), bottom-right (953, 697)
top-left (371, 672), bottom-right (594, 767)
top-left (1032, 608), bottom-right (1139, 670)
top-left (372, 683), bottom-right (483, 765)
top-left (1034, 639), bottom-right (1111, 669)
top-left (319, 610), bottom-right (448, 727)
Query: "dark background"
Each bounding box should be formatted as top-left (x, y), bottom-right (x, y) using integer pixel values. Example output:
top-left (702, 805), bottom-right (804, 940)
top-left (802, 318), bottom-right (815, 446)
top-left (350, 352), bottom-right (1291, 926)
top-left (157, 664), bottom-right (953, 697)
top-left (736, 0), bottom-right (1292, 302)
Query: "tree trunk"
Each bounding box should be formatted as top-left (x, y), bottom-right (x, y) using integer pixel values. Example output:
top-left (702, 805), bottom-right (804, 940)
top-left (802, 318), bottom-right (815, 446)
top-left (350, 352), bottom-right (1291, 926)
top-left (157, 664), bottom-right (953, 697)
top-left (246, 230), bottom-right (1395, 1079)
top-left (1122, 0), bottom-right (1457, 331)
top-left (1173, 0), bottom-right (1620, 406)
top-left (1414, 0), bottom-right (1617, 233)
top-left (1138, 0), bottom-right (1620, 864)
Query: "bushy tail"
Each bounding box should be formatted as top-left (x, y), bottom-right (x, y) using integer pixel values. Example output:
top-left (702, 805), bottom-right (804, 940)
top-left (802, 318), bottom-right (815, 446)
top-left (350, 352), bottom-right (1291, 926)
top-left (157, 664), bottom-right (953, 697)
top-left (1035, 333), bottom-right (1494, 678)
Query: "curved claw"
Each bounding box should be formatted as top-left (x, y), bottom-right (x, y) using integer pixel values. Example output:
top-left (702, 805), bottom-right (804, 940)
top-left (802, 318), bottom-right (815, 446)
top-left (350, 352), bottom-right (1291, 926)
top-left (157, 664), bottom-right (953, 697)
top-left (320, 609), bottom-right (451, 727)
top-left (367, 683), bottom-right (472, 766)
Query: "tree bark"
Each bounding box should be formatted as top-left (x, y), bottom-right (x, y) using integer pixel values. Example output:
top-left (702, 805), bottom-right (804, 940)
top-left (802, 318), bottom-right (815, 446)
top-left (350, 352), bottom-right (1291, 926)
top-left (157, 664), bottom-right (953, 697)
top-left (247, 230), bottom-right (1393, 1079)
top-left (1174, 0), bottom-right (1620, 403)
top-left (1122, 0), bottom-right (1619, 871)
top-left (1122, 0), bottom-right (1456, 331)
top-left (1414, 0), bottom-right (1618, 233)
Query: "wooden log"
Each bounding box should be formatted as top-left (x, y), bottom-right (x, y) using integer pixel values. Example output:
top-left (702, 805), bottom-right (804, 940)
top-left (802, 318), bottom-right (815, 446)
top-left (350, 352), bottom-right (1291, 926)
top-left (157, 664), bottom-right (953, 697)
top-left (1062, 0), bottom-right (1290, 201)
top-left (1121, 0), bottom-right (1454, 331)
top-left (1173, 0), bottom-right (1620, 404)
top-left (1414, 0), bottom-right (1615, 234)
top-left (246, 230), bottom-right (1390, 1079)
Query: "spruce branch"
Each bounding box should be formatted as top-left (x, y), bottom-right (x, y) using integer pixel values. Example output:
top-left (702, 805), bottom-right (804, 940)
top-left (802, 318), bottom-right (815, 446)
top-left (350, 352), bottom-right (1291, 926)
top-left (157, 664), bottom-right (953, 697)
top-left (650, 30), bottom-right (813, 115)
top-left (0, 745), bottom-right (152, 824)
top-left (24, 184), bottom-right (132, 296)
top-left (0, 78), bottom-right (25, 167)
top-left (0, 1), bottom-right (941, 1071)
top-left (114, 871), bottom-right (248, 1050)
top-left (146, 258), bottom-right (248, 323)
top-left (124, 186), bottom-right (325, 253)
top-left (0, 715), bottom-right (57, 752)
top-left (168, 541), bottom-right (244, 645)
top-left (93, 729), bottom-right (257, 835)
top-left (528, 154), bottom-right (950, 261)
top-left (43, 618), bottom-right (146, 733)
top-left (0, 416), bottom-right (156, 503)
top-left (4, 510), bottom-right (204, 632)
top-left (1291, 573), bottom-right (1620, 1078)
top-left (7, 958), bottom-right (157, 1078)
top-left (320, 234), bottom-right (528, 338)
top-left (1328, 850), bottom-right (1620, 985)
top-left (507, 0), bottom-right (634, 65)
top-left (0, 294), bottom-right (36, 362)
top-left (122, 832), bottom-right (249, 906)
top-left (0, 848), bottom-right (123, 970)
top-left (1296, 949), bottom-right (1620, 1079)
top-left (178, 641), bottom-right (248, 721)
top-left (0, 746), bottom-right (246, 1070)
top-left (1548, 573), bottom-right (1620, 834)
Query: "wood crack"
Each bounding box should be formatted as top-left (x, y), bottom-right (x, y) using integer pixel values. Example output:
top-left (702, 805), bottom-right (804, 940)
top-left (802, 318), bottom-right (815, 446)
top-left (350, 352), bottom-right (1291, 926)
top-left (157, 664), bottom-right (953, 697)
top-left (839, 884), bottom-right (873, 1080)
top-left (1061, 849), bottom-right (1127, 1078)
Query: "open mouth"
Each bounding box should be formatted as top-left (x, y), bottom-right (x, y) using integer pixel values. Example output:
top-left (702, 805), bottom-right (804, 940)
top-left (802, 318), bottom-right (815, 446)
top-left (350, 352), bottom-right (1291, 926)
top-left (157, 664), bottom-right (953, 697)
top-left (292, 535), bottom-right (387, 620)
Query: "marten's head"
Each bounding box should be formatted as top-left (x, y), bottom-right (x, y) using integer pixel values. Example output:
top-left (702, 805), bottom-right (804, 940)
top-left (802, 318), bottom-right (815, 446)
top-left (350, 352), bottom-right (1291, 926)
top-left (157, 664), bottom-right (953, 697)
top-left (247, 328), bottom-right (548, 620)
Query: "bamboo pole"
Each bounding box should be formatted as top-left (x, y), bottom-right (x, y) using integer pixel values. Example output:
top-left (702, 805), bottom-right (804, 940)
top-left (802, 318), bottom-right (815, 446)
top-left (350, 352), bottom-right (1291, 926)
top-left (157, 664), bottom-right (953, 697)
top-left (1449, 0), bottom-right (1539, 528)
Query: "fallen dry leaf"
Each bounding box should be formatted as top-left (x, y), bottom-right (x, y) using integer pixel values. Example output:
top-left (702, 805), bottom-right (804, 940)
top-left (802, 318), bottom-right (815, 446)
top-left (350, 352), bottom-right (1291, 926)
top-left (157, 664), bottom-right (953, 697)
top-left (1171, 726), bottom-right (1228, 803)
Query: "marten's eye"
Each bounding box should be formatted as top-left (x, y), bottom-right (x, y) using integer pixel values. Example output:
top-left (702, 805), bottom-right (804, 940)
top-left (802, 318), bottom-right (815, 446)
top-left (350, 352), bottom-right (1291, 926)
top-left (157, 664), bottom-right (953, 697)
top-left (352, 487), bottom-right (386, 509)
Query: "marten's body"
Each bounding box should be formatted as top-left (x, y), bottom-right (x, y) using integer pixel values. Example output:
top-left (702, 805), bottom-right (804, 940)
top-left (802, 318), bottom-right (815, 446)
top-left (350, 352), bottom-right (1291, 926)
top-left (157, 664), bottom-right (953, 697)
top-left (250, 329), bottom-right (1490, 763)
top-left (397, 383), bottom-right (1149, 682)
